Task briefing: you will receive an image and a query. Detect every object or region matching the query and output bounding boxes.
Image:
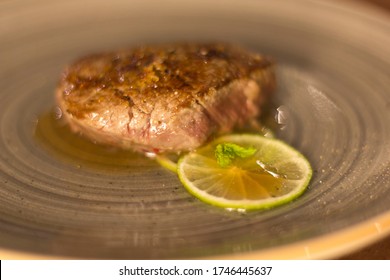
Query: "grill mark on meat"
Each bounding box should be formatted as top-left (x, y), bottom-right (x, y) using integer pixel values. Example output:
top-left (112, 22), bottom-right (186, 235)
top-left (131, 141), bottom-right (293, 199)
top-left (56, 42), bottom-right (276, 152)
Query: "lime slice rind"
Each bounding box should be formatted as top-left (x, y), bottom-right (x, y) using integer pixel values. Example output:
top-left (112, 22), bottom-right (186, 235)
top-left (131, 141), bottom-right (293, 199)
top-left (155, 155), bottom-right (178, 173)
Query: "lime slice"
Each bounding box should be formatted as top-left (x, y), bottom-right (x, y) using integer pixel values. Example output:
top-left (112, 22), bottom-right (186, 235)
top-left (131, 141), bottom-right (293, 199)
top-left (177, 134), bottom-right (312, 210)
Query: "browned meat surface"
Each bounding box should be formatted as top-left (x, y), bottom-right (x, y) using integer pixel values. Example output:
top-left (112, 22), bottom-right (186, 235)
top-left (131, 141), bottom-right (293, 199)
top-left (56, 42), bottom-right (275, 153)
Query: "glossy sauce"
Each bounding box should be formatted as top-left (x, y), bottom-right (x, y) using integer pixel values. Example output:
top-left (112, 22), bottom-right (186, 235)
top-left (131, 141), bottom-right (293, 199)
top-left (34, 109), bottom-right (157, 173)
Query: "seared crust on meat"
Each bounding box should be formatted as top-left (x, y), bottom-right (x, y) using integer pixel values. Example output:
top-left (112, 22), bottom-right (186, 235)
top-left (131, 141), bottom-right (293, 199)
top-left (56, 42), bottom-right (275, 153)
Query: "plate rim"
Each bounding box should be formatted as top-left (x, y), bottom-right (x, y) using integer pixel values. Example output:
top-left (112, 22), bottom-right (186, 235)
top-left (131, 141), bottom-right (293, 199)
top-left (1, 211), bottom-right (389, 259)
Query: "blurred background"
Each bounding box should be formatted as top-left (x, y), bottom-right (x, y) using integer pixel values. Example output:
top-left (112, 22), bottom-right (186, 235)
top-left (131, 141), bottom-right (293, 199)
top-left (359, 0), bottom-right (390, 10)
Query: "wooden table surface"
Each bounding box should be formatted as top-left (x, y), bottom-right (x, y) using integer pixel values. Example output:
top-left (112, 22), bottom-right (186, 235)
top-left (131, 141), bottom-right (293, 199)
top-left (339, 0), bottom-right (389, 260)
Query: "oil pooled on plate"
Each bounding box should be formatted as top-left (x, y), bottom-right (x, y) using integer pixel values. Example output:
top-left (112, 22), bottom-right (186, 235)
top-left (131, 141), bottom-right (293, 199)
top-left (34, 108), bottom-right (158, 173)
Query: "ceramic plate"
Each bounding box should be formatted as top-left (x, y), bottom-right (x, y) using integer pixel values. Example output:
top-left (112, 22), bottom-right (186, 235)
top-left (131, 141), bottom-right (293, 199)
top-left (0, 0), bottom-right (389, 259)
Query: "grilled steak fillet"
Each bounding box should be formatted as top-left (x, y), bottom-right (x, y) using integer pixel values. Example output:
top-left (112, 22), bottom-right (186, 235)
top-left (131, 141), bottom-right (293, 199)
top-left (56, 43), bottom-right (275, 153)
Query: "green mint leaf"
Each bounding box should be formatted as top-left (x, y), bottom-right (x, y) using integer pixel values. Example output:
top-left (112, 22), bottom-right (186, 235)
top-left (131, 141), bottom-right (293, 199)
top-left (214, 144), bottom-right (233, 168)
top-left (215, 143), bottom-right (257, 168)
